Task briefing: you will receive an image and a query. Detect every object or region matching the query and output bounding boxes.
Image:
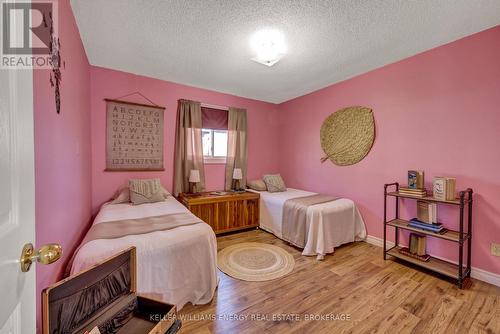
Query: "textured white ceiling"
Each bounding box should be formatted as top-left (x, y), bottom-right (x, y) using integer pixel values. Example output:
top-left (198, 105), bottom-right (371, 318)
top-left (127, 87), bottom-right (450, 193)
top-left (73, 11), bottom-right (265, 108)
top-left (71, 0), bottom-right (500, 103)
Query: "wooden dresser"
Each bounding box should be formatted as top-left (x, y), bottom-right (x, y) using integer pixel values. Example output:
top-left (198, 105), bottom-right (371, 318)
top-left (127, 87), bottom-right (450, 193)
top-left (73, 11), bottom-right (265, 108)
top-left (178, 191), bottom-right (260, 234)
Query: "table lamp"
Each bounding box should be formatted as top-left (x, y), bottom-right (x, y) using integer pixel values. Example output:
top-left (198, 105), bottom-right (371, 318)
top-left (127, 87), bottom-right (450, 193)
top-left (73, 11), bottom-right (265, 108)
top-left (189, 169), bottom-right (200, 193)
top-left (232, 168), bottom-right (243, 191)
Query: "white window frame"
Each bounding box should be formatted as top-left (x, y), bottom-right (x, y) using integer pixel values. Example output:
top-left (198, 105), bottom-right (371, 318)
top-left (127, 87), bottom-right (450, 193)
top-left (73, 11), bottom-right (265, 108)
top-left (202, 128), bottom-right (227, 164)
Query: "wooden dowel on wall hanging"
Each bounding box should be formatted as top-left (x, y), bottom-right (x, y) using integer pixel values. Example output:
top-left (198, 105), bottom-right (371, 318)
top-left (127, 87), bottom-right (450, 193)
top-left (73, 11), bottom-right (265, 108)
top-left (104, 98), bottom-right (165, 110)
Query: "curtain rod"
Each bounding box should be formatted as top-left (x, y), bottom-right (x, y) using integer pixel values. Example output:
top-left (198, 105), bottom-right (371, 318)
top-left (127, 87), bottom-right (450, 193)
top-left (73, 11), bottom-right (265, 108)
top-left (201, 102), bottom-right (229, 111)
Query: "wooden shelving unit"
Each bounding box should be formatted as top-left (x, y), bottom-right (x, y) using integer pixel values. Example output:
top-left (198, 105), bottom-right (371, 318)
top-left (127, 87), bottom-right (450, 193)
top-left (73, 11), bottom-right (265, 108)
top-left (386, 219), bottom-right (467, 242)
top-left (386, 246), bottom-right (466, 278)
top-left (383, 182), bottom-right (473, 288)
top-left (386, 191), bottom-right (463, 205)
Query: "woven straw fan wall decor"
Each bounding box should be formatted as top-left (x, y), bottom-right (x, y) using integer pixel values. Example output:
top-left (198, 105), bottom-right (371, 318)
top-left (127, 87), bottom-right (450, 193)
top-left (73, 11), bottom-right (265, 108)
top-left (320, 106), bottom-right (375, 166)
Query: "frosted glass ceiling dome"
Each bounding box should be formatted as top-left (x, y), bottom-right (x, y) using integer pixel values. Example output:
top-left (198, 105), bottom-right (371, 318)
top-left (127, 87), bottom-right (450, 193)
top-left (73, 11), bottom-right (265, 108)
top-left (250, 29), bottom-right (286, 66)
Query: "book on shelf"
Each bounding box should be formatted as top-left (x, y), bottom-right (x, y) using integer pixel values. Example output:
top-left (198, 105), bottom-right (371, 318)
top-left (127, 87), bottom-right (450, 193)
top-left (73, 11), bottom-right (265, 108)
top-left (408, 170), bottom-right (424, 189)
top-left (417, 236), bottom-right (426, 256)
top-left (408, 218), bottom-right (447, 234)
top-left (408, 224), bottom-right (446, 234)
top-left (433, 176), bottom-right (456, 201)
top-left (417, 200), bottom-right (437, 224)
top-left (446, 178), bottom-right (456, 200)
top-left (398, 187), bottom-right (427, 197)
top-left (409, 233), bottom-right (427, 256)
top-left (409, 218), bottom-right (442, 227)
top-left (409, 234), bottom-right (418, 254)
top-left (399, 187), bottom-right (427, 193)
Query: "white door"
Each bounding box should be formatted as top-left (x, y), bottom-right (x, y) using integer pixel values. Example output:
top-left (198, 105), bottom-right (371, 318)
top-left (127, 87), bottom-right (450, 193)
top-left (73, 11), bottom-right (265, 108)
top-left (0, 67), bottom-right (36, 333)
top-left (1, 2), bottom-right (63, 333)
top-left (0, 1), bottom-right (36, 330)
top-left (0, 61), bottom-right (37, 333)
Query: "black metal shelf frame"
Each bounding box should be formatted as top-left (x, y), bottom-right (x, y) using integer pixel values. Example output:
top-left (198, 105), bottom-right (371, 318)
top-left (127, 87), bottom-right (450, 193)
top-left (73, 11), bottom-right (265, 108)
top-left (383, 182), bottom-right (473, 288)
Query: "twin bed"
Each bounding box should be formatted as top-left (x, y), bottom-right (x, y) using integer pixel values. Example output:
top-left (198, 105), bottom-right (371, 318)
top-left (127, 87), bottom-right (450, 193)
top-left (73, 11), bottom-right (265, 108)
top-left (249, 188), bottom-right (366, 260)
top-left (70, 196), bottom-right (218, 311)
top-left (70, 186), bottom-right (366, 311)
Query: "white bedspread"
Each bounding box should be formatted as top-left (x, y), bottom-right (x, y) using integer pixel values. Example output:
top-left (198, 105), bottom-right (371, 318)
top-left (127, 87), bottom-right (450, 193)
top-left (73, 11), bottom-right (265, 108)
top-left (70, 197), bottom-right (218, 310)
top-left (251, 188), bottom-right (366, 259)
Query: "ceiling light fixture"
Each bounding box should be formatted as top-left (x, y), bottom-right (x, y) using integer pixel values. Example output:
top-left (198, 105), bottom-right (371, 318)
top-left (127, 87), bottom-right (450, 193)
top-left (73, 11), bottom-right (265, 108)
top-left (250, 29), bottom-right (286, 67)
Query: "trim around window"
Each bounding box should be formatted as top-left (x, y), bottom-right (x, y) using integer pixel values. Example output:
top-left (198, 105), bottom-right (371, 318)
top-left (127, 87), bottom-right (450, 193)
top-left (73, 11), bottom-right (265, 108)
top-left (204, 156), bottom-right (227, 164)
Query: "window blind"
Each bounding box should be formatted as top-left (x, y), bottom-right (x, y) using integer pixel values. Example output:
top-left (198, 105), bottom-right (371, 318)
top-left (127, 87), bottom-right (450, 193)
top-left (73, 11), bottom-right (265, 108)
top-left (201, 107), bottom-right (228, 130)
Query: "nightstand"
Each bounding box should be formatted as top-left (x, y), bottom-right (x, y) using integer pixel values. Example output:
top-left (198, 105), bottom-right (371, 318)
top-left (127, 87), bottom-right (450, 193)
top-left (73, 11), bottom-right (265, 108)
top-left (178, 191), bottom-right (260, 234)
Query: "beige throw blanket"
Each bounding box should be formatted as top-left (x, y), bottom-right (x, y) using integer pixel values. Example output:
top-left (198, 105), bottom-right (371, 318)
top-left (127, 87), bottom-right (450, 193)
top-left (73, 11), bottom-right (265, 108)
top-left (282, 194), bottom-right (338, 248)
top-left (66, 212), bottom-right (202, 276)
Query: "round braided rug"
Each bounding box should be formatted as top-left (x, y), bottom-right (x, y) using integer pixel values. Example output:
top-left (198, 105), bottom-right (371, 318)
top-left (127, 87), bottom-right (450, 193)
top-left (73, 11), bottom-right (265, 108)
top-left (320, 106), bottom-right (375, 166)
top-left (217, 242), bottom-right (295, 282)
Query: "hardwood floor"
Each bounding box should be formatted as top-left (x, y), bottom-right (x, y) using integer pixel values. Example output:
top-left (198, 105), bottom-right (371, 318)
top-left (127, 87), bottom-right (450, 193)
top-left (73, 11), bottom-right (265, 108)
top-left (178, 229), bottom-right (500, 334)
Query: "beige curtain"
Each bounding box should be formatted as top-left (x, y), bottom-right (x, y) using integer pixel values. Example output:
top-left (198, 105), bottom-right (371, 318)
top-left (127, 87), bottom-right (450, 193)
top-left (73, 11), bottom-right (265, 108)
top-left (225, 107), bottom-right (248, 190)
top-left (173, 100), bottom-right (205, 196)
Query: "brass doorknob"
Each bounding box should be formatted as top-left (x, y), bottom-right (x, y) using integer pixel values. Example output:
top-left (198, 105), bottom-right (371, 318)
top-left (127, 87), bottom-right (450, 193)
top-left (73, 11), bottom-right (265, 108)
top-left (20, 243), bottom-right (62, 272)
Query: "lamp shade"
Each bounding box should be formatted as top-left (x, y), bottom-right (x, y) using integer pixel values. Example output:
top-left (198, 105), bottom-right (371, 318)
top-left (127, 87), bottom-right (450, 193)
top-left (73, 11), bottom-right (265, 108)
top-left (189, 169), bottom-right (200, 183)
top-left (232, 168), bottom-right (243, 180)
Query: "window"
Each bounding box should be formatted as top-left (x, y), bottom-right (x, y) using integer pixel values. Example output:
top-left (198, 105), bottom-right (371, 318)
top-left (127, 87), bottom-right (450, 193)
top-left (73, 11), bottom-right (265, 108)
top-left (202, 128), bottom-right (228, 163)
top-left (201, 105), bottom-right (228, 163)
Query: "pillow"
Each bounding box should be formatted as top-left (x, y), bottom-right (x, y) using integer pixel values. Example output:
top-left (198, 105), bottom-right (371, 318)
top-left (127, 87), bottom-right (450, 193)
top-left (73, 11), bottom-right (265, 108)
top-left (262, 174), bottom-right (286, 193)
top-left (128, 178), bottom-right (165, 205)
top-left (247, 179), bottom-right (267, 191)
top-left (110, 184), bottom-right (170, 205)
top-left (110, 187), bottom-right (130, 204)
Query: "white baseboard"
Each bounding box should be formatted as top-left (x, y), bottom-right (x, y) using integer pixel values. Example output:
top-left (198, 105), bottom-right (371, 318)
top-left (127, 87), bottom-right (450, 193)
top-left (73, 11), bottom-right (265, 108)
top-left (364, 234), bottom-right (500, 287)
top-left (365, 235), bottom-right (392, 248)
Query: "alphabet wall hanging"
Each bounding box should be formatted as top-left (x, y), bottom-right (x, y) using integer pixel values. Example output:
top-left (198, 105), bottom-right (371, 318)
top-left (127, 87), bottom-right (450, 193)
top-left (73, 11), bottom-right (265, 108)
top-left (105, 95), bottom-right (165, 171)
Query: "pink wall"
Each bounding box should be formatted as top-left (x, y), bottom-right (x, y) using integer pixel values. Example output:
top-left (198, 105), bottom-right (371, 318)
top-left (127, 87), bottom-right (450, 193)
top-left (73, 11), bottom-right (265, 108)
top-left (278, 26), bottom-right (500, 275)
top-left (33, 0), bottom-right (92, 332)
top-left (89, 66), bottom-right (280, 213)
